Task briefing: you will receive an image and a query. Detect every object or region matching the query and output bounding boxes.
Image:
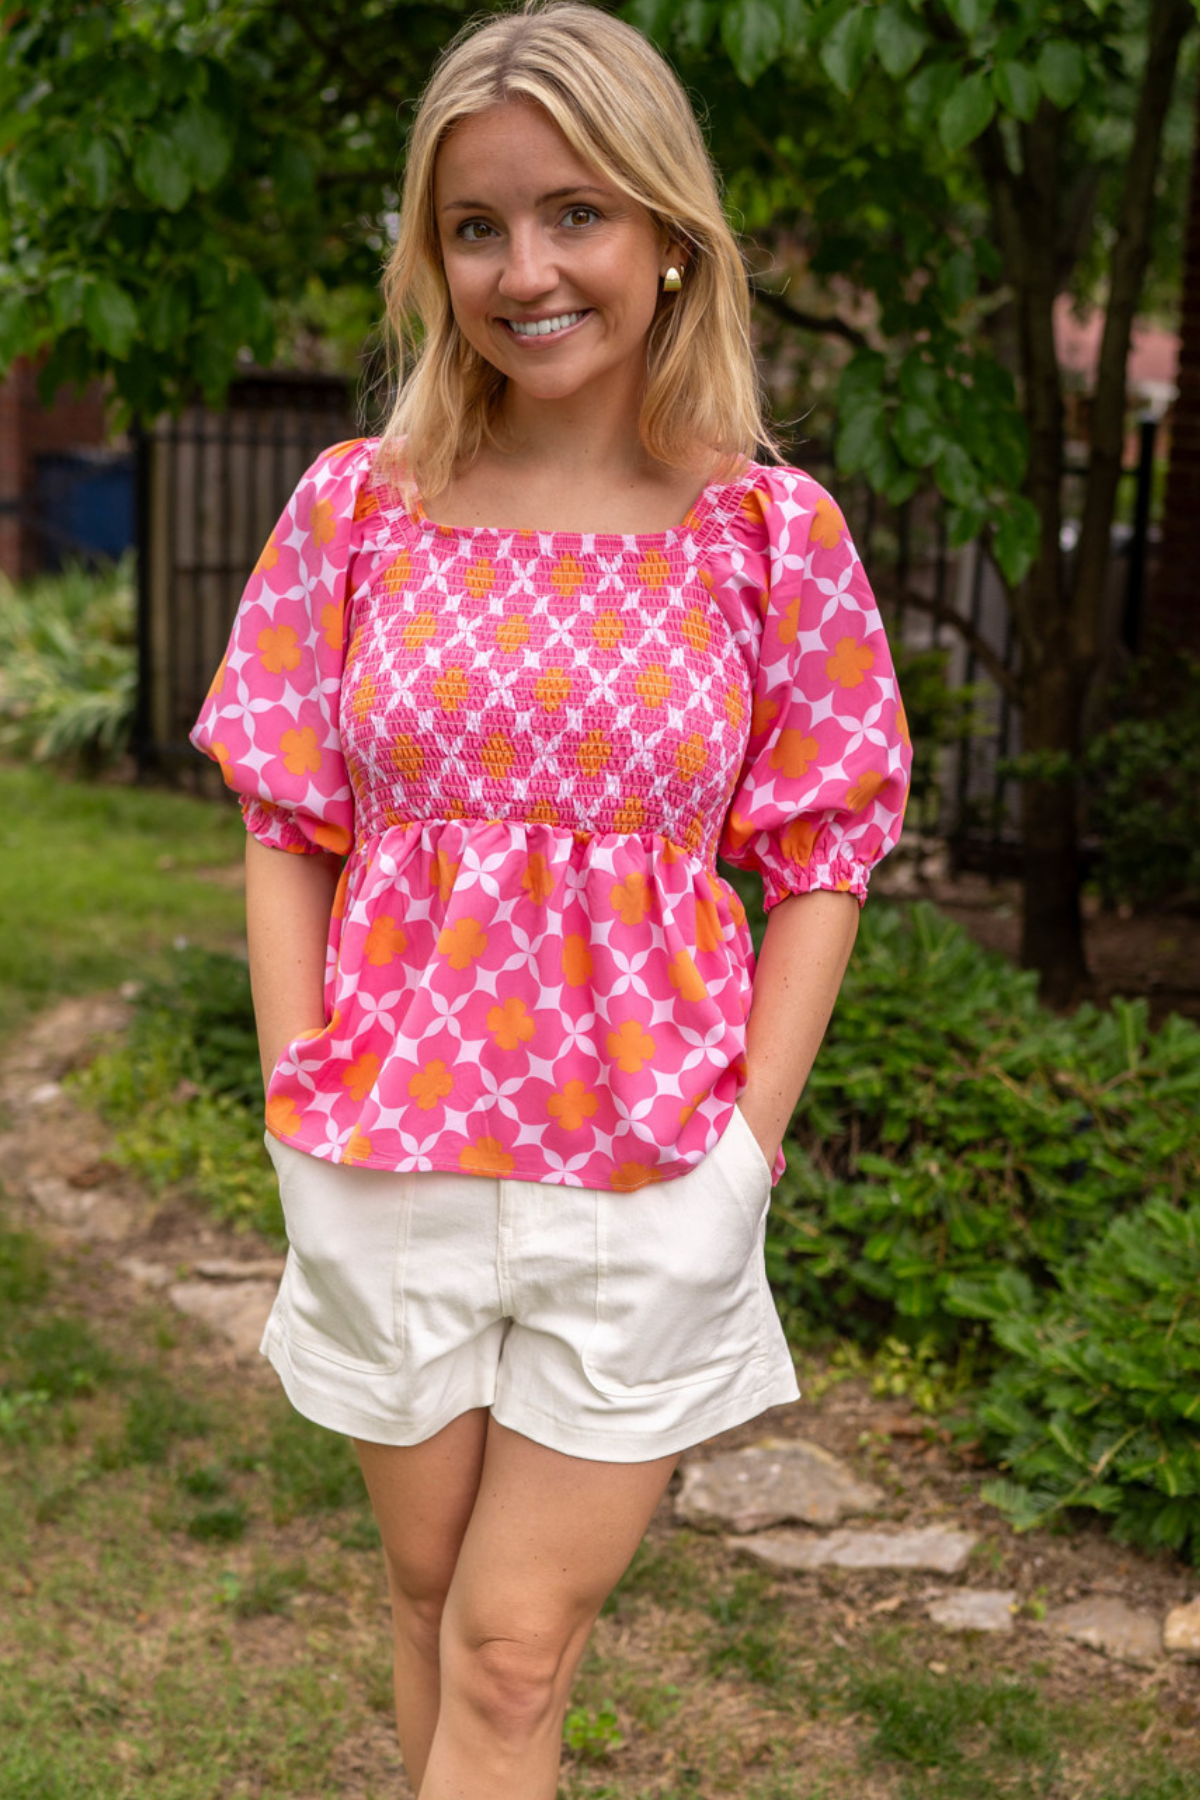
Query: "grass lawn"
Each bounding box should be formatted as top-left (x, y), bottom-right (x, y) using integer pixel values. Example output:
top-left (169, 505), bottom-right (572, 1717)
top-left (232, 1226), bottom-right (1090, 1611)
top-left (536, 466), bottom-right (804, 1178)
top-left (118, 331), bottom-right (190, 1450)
top-left (0, 763), bottom-right (246, 1034)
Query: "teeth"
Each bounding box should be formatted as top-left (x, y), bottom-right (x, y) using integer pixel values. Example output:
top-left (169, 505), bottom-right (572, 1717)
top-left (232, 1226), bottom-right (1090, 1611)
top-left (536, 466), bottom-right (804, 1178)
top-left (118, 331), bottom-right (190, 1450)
top-left (507, 312), bottom-right (584, 337)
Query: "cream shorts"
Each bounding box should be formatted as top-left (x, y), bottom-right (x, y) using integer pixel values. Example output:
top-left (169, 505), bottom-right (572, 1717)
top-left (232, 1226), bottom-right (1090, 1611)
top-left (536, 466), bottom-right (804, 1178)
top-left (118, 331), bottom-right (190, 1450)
top-left (259, 1105), bottom-right (800, 1463)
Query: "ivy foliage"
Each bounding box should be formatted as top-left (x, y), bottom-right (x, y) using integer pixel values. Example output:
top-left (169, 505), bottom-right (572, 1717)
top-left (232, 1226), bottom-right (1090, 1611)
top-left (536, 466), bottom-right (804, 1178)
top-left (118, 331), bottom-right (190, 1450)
top-left (769, 903), bottom-right (1200, 1349)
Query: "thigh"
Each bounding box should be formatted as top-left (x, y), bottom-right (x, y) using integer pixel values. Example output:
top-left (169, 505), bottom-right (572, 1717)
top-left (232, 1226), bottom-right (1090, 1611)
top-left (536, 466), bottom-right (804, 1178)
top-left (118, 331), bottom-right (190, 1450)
top-left (443, 1417), bottom-right (676, 1655)
top-left (355, 1408), bottom-right (490, 1602)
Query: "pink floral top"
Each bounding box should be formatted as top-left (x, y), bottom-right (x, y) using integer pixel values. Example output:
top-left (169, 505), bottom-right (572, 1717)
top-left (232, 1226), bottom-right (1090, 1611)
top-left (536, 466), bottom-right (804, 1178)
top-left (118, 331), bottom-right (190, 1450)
top-left (191, 438), bottom-right (910, 1189)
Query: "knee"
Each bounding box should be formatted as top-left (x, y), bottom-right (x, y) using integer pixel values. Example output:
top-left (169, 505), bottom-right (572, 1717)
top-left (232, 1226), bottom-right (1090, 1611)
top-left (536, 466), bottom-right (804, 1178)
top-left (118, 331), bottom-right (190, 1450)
top-left (383, 1559), bottom-right (448, 1662)
top-left (444, 1630), bottom-right (564, 1739)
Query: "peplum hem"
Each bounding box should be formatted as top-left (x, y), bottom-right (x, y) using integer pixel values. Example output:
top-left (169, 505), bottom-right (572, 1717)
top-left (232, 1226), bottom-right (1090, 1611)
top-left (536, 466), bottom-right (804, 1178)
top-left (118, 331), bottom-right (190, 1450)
top-left (263, 819), bottom-right (767, 1191)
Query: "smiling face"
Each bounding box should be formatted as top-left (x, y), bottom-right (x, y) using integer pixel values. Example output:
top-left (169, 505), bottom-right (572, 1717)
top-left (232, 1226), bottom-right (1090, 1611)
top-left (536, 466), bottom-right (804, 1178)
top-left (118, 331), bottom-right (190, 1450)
top-left (433, 100), bottom-right (676, 424)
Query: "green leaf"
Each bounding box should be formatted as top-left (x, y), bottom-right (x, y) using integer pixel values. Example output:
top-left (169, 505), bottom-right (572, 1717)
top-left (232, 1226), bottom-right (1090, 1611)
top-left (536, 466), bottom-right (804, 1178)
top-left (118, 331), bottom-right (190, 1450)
top-left (0, 291), bottom-right (30, 368)
top-left (899, 353), bottom-right (938, 410)
top-left (720, 0), bottom-right (783, 83)
top-left (946, 500), bottom-right (988, 547)
top-left (623, 0), bottom-right (677, 39)
top-left (774, 0), bottom-right (812, 46)
top-left (937, 249), bottom-right (976, 312)
top-left (992, 59), bottom-right (1039, 122)
top-left (171, 101), bottom-right (232, 192)
top-left (944, 0), bottom-right (997, 35)
top-left (939, 70), bottom-right (996, 153)
top-left (836, 397), bottom-right (890, 478)
top-left (675, 0), bottom-right (720, 51)
top-left (76, 136), bottom-right (120, 208)
top-left (83, 278), bottom-right (138, 359)
top-left (132, 130), bottom-right (192, 211)
top-left (145, 280), bottom-right (189, 354)
top-left (820, 7), bottom-right (876, 95)
top-left (270, 140), bottom-right (315, 207)
top-left (47, 270), bottom-right (88, 331)
top-left (905, 60), bottom-right (959, 133)
top-left (1037, 39), bottom-right (1086, 111)
top-left (893, 403), bottom-right (946, 468)
top-left (934, 441), bottom-right (982, 508)
top-left (874, 2), bottom-right (927, 78)
top-left (992, 494), bottom-right (1041, 585)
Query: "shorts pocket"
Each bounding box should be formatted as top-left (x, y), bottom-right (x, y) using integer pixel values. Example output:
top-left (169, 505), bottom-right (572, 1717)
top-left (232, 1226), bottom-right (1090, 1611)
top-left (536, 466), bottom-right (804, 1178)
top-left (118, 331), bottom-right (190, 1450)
top-left (264, 1133), bottom-right (407, 1374)
top-left (582, 1111), bottom-right (771, 1397)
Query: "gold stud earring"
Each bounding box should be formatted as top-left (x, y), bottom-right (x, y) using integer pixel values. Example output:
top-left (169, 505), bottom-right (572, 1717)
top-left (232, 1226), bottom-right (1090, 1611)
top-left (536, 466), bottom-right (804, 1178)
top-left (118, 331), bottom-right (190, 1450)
top-left (662, 266), bottom-right (683, 292)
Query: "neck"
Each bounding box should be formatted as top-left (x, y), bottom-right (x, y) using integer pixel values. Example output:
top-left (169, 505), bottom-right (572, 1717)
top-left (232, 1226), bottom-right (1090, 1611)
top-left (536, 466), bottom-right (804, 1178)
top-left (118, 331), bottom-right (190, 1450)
top-left (497, 380), bottom-right (649, 486)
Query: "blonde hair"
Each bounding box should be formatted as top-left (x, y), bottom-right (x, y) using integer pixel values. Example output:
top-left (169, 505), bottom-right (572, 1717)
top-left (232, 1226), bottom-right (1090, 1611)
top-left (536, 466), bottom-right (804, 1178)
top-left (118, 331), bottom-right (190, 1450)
top-left (377, 0), bottom-right (777, 496)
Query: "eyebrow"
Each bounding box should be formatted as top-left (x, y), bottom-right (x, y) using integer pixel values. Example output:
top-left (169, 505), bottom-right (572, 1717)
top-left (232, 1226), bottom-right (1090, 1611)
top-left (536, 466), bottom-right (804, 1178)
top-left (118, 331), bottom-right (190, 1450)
top-left (439, 184), bottom-right (611, 214)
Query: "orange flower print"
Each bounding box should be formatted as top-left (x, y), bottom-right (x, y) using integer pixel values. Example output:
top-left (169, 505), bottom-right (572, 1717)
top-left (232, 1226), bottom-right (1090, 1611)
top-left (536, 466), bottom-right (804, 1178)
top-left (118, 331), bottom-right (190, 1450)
top-left (392, 735), bottom-right (424, 780)
top-left (281, 726), bottom-right (321, 776)
top-left (488, 996), bottom-right (536, 1051)
top-left (826, 637), bottom-right (875, 688)
top-left (320, 599), bottom-right (343, 651)
top-left (351, 674), bottom-right (376, 720)
top-left (637, 550), bottom-right (670, 589)
top-left (529, 799), bottom-right (559, 826)
top-left (781, 818), bottom-right (818, 865)
top-left (547, 1081), bottom-right (599, 1131)
top-left (379, 551), bottom-right (412, 594)
top-left (750, 695), bottom-right (779, 739)
top-left (254, 533), bottom-right (280, 575)
top-left (592, 611), bottom-right (623, 650)
top-left (769, 731), bottom-right (820, 780)
top-left (727, 887), bottom-right (747, 928)
top-left (482, 733), bottom-right (515, 779)
top-left (438, 916), bottom-right (487, 970)
top-left (722, 810), bottom-right (755, 853)
top-left (610, 872), bottom-right (652, 926)
top-left (206, 655), bottom-right (227, 700)
top-left (409, 1060), bottom-right (453, 1111)
top-left (496, 613), bottom-right (529, 653)
top-left (682, 607), bottom-right (711, 653)
top-left (345, 626), bottom-right (363, 670)
top-left (740, 487), bottom-right (769, 527)
top-left (611, 1161), bottom-right (658, 1191)
top-left (535, 667), bottom-right (571, 711)
top-left (683, 814), bottom-right (705, 855)
top-left (723, 684), bottom-right (744, 727)
top-left (265, 1093), bottom-right (302, 1137)
top-left (460, 1137), bottom-right (515, 1177)
top-left (311, 820), bottom-right (351, 856)
top-left (364, 914), bottom-right (408, 965)
top-left (695, 896), bottom-right (722, 954)
top-left (342, 1129), bottom-right (373, 1165)
top-left (332, 867), bottom-right (351, 920)
top-left (896, 697), bottom-right (911, 749)
top-left (606, 1019), bottom-right (655, 1074)
top-left (434, 666), bottom-right (469, 711)
top-left (778, 595), bottom-right (802, 647)
top-left (675, 735), bottom-right (706, 781)
top-left (521, 853), bottom-right (555, 904)
top-left (613, 796), bottom-right (645, 833)
top-left (562, 934), bottom-right (593, 987)
top-left (432, 849), bottom-right (460, 904)
top-left (342, 1051), bottom-right (380, 1105)
top-left (352, 483), bottom-right (380, 521)
top-left (811, 495), bottom-right (845, 549)
top-left (311, 497), bottom-right (336, 547)
top-left (403, 612), bottom-right (436, 651)
top-left (326, 438), bottom-right (366, 462)
top-left (667, 949), bottom-right (707, 1002)
top-left (257, 624), bottom-right (301, 675)
top-left (465, 558), bottom-right (495, 598)
top-left (551, 553), bottom-right (585, 596)
top-left (577, 731), bottom-right (611, 777)
top-left (635, 665), bottom-right (671, 709)
top-left (846, 769), bottom-right (886, 813)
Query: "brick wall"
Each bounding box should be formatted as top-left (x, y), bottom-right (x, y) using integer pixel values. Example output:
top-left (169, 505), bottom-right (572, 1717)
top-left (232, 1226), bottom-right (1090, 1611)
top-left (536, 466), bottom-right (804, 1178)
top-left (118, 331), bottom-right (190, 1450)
top-left (0, 358), bottom-right (108, 582)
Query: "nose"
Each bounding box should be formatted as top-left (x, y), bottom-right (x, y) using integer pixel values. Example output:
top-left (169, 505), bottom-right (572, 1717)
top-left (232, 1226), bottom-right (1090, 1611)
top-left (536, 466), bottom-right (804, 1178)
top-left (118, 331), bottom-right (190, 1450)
top-left (497, 224), bottom-right (558, 303)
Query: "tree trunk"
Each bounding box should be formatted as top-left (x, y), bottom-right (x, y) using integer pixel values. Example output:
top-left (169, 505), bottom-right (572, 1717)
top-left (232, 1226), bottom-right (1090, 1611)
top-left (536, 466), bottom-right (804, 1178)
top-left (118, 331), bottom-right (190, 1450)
top-left (1152, 66), bottom-right (1200, 664)
top-left (1019, 653), bottom-right (1091, 1005)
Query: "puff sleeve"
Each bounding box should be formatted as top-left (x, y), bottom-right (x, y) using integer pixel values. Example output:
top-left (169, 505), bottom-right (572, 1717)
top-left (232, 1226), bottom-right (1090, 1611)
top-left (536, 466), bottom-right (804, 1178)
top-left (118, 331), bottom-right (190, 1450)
top-left (190, 441), bottom-right (374, 857)
top-left (717, 467), bottom-right (910, 907)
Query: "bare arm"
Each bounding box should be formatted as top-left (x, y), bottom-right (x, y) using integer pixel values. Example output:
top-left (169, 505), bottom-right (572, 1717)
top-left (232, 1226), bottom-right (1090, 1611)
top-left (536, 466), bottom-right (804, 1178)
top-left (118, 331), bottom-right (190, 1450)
top-left (245, 835), bottom-right (344, 1089)
top-left (736, 889), bottom-right (860, 1168)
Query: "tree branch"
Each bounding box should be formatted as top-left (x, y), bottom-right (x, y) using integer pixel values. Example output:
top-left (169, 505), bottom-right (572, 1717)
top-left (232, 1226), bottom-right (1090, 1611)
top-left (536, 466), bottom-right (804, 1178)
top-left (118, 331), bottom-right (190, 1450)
top-left (899, 584), bottom-right (1023, 706)
top-left (1071, 0), bottom-right (1194, 657)
top-left (751, 282), bottom-right (869, 347)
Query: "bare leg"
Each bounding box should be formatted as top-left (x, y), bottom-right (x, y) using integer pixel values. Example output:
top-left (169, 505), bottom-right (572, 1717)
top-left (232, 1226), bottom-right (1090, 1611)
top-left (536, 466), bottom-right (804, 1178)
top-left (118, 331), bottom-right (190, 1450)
top-left (355, 1410), bottom-right (490, 1789)
top-left (419, 1417), bottom-right (677, 1800)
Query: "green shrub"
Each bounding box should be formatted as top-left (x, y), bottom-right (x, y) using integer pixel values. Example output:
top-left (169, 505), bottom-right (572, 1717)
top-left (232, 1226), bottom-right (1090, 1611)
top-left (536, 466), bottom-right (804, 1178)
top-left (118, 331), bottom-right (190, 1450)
top-left (1083, 654), bottom-right (1200, 908)
top-left (0, 559), bottom-right (136, 769)
top-left (958, 1197), bottom-right (1200, 1564)
top-left (768, 903), bottom-right (1200, 1352)
top-left (77, 947), bottom-right (280, 1240)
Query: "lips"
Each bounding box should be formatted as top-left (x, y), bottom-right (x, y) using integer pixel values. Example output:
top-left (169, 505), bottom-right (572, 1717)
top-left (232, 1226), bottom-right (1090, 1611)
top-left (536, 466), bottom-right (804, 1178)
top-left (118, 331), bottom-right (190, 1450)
top-left (503, 310), bottom-right (590, 338)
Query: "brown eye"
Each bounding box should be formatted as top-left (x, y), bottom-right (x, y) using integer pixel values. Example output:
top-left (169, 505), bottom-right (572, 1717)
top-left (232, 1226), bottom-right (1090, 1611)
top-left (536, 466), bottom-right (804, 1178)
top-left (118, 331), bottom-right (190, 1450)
top-left (563, 206), bottom-right (599, 229)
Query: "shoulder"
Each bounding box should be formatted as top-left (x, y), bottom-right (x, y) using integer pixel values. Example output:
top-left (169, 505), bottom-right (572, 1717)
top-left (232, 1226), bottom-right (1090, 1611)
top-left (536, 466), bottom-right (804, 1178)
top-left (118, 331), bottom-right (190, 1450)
top-left (725, 461), bottom-right (850, 556)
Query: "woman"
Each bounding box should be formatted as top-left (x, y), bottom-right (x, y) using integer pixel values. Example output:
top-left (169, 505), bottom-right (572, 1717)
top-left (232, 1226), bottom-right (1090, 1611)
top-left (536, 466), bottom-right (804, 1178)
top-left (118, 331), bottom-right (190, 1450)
top-left (192, 3), bottom-right (910, 1793)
